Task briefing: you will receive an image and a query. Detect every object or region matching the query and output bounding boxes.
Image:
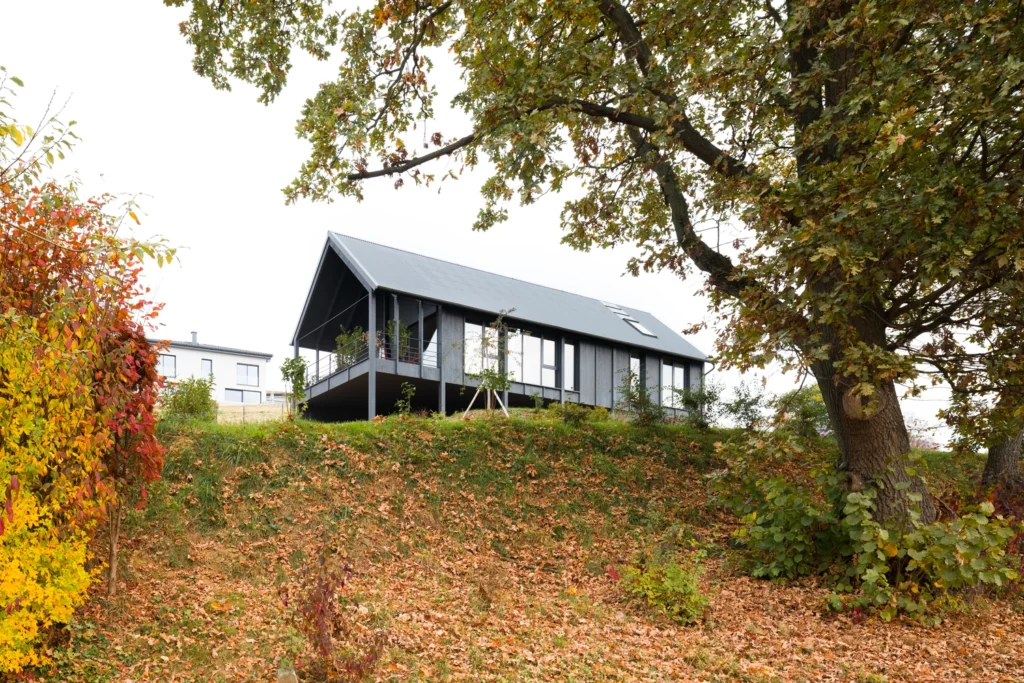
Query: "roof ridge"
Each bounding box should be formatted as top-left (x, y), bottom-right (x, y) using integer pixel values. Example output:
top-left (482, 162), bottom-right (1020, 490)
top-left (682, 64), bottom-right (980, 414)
top-left (148, 339), bottom-right (274, 358)
top-left (330, 231), bottom-right (649, 315)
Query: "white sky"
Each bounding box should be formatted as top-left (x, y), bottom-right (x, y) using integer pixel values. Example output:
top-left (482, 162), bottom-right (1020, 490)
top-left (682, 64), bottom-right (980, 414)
top-left (1, 0), bottom-right (951, 440)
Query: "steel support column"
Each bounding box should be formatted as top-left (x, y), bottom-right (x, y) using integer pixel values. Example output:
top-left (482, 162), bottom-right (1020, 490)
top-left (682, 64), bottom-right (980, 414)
top-left (367, 290), bottom-right (377, 420)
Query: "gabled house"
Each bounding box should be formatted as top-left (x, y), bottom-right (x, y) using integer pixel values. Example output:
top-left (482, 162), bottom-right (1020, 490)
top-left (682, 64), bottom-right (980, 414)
top-left (292, 233), bottom-right (707, 421)
top-left (151, 333), bottom-right (275, 405)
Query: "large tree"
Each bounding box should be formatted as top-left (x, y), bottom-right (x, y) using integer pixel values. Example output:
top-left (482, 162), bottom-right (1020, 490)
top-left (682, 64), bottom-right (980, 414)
top-left (165, 0), bottom-right (1024, 524)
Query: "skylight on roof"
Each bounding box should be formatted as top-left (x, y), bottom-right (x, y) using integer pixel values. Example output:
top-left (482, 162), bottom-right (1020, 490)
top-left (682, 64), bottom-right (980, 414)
top-left (602, 301), bottom-right (658, 339)
top-left (626, 320), bottom-right (658, 337)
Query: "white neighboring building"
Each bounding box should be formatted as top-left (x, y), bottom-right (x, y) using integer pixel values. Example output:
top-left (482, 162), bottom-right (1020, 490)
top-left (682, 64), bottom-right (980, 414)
top-left (151, 332), bottom-right (275, 405)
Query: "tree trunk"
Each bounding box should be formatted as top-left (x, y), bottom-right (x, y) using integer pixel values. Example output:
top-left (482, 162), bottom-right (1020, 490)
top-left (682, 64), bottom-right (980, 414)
top-left (107, 502), bottom-right (122, 597)
top-left (813, 364), bottom-right (937, 526)
top-left (982, 429), bottom-right (1023, 488)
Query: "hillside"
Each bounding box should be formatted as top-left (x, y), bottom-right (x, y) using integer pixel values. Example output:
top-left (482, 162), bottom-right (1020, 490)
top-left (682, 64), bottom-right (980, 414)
top-left (51, 414), bottom-right (1023, 682)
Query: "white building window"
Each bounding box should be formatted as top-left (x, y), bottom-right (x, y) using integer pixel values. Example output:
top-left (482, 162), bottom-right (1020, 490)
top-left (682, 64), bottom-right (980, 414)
top-left (157, 354), bottom-right (176, 378)
top-left (237, 363), bottom-right (259, 387)
top-left (225, 389), bottom-right (262, 403)
top-left (201, 358), bottom-right (213, 377)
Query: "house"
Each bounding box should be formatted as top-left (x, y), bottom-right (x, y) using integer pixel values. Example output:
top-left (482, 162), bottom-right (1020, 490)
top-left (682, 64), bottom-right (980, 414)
top-left (152, 333), bottom-right (275, 405)
top-left (292, 233), bottom-right (707, 421)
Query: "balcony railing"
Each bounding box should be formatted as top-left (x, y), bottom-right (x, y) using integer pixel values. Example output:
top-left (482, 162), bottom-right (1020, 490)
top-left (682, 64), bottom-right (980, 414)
top-left (305, 335), bottom-right (439, 388)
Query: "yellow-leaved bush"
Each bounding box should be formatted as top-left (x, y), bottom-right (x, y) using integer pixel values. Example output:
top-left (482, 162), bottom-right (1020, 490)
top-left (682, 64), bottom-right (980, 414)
top-left (0, 314), bottom-right (108, 672)
top-left (1, 70), bottom-right (169, 674)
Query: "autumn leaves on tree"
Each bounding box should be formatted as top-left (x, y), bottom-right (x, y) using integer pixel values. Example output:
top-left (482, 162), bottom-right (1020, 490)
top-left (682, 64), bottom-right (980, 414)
top-left (0, 70), bottom-right (170, 672)
top-left (165, 0), bottom-right (1024, 522)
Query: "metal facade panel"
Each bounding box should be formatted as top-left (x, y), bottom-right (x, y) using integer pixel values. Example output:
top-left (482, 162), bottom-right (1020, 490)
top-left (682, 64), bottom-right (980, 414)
top-left (330, 233), bottom-right (706, 360)
top-left (441, 309), bottom-right (464, 383)
top-left (578, 342), bottom-right (597, 406)
top-left (690, 362), bottom-right (704, 389)
top-left (645, 352), bottom-right (661, 404)
top-left (594, 345), bottom-right (614, 408)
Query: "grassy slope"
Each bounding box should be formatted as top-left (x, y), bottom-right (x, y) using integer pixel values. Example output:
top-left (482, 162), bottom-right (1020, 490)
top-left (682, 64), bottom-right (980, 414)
top-left (50, 414), bottom-right (1022, 682)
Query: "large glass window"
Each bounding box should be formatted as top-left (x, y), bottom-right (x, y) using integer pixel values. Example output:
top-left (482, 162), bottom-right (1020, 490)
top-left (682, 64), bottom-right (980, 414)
top-left (201, 358), bottom-right (213, 377)
top-left (563, 343), bottom-right (575, 392)
top-left (541, 339), bottom-right (556, 387)
top-left (225, 389), bottom-right (262, 404)
top-left (237, 363), bottom-right (259, 387)
top-left (507, 330), bottom-right (523, 382)
top-left (464, 323), bottom-right (483, 374)
top-left (661, 362), bottom-right (689, 408)
top-left (523, 335), bottom-right (542, 385)
top-left (482, 325), bottom-right (499, 372)
top-left (157, 354), bottom-right (176, 378)
top-left (630, 354), bottom-right (643, 388)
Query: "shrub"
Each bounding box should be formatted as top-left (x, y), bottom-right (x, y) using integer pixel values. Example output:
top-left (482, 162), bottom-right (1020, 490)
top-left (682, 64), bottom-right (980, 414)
top-left (616, 372), bottom-right (663, 429)
top-left (621, 532), bottom-right (708, 625)
top-left (715, 433), bottom-right (1022, 622)
top-left (674, 379), bottom-right (724, 430)
top-left (281, 356), bottom-right (308, 416)
top-left (724, 381), bottom-right (768, 430)
top-left (280, 544), bottom-right (383, 681)
top-left (771, 385), bottom-right (831, 438)
top-left (548, 401), bottom-right (591, 427)
top-left (335, 325), bottom-right (368, 368)
top-left (1, 74), bottom-right (169, 672)
top-left (394, 382), bottom-right (416, 415)
top-left (529, 391), bottom-right (544, 411)
top-left (161, 376), bottom-right (218, 422)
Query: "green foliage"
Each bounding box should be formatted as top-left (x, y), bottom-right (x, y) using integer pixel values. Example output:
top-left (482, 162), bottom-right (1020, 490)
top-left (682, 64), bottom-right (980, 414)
top-left (723, 382), bottom-right (767, 431)
top-left (772, 386), bottom-right (832, 439)
top-left (334, 325), bottom-right (367, 369)
top-left (716, 433), bottom-right (1022, 622)
top-left (394, 382), bottom-right (416, 415)
top-left (616, 372), bottom-right (663, 429)
top-left (621, 529), bottom-right (708, 625)
top-left (166, 0), bottom-right (1024, 507)
top-left (832, 493), bottom-right (1020, 623)
top-left (280, 356), bottom-right (308, 415)
top-left (548, 401), bottom-right (591, 427)
top-left (384, 319), bottom-right (411, 360)
top-left (528, 391), bottom-right (544, 412)
top-left (161, 376), bottom-right (218, 422)
top-left (674, 379), bottom-right (724, 430)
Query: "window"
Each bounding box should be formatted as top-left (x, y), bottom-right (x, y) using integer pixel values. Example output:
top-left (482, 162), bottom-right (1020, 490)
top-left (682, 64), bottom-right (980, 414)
top-left (630, 354), bottom-right (643, 388)
top-left (225, 389), bottom-right (262, 404)
top-left (464, 323), bottom-right (483, 374)
top-left (563, 343), bottom-right (576, 392)
top-left (541, 339), bottom-right (557, 387)
top-left (603, 301), bottom-right (659, 338)
top-left (236, 363), bottom-right (259, 387)
top-left (506, 330), bottom-right (524, 382)
top-left (201, 358), bottom-right (213, 377)
top-left (661, 362), bottom-right (690, 408)
top-left (157, 354), bottom-right (176, 378)
top-left (523, 335), bottom-right (542, 385)
top-left (482, 325), bottom-right (499, 372)
top-left (626, 320), bottom-right (658, 337)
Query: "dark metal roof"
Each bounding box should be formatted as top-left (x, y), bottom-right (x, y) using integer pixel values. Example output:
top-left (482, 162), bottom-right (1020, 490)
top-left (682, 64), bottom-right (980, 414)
top-left (326, 233), bottom-right (707, 361)
top-left (148, 339), bottom-right (273, 360)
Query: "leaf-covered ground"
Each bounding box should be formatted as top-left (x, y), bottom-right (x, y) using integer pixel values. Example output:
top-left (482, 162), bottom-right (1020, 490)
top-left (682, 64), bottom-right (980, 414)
top-left (46, 415), bottom-right (1023, 682)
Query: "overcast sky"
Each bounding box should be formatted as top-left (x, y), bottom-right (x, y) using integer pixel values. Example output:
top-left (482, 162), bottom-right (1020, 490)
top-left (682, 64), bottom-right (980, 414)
top-left (1, 0), bottom-right (951, 439)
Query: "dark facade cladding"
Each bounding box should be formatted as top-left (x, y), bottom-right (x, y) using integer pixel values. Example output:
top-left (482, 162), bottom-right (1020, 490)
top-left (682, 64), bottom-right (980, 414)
top-left (292, 233), bottom-right (707, 421)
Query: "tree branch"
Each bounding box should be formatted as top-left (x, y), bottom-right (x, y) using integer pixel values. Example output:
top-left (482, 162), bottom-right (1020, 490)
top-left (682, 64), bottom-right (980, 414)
top-left (594, 0), bottom-right (753, 180)
top-left (626, 127), bottom-right (751, 298)
top-left (346, 133), bottom-right (477, 180)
